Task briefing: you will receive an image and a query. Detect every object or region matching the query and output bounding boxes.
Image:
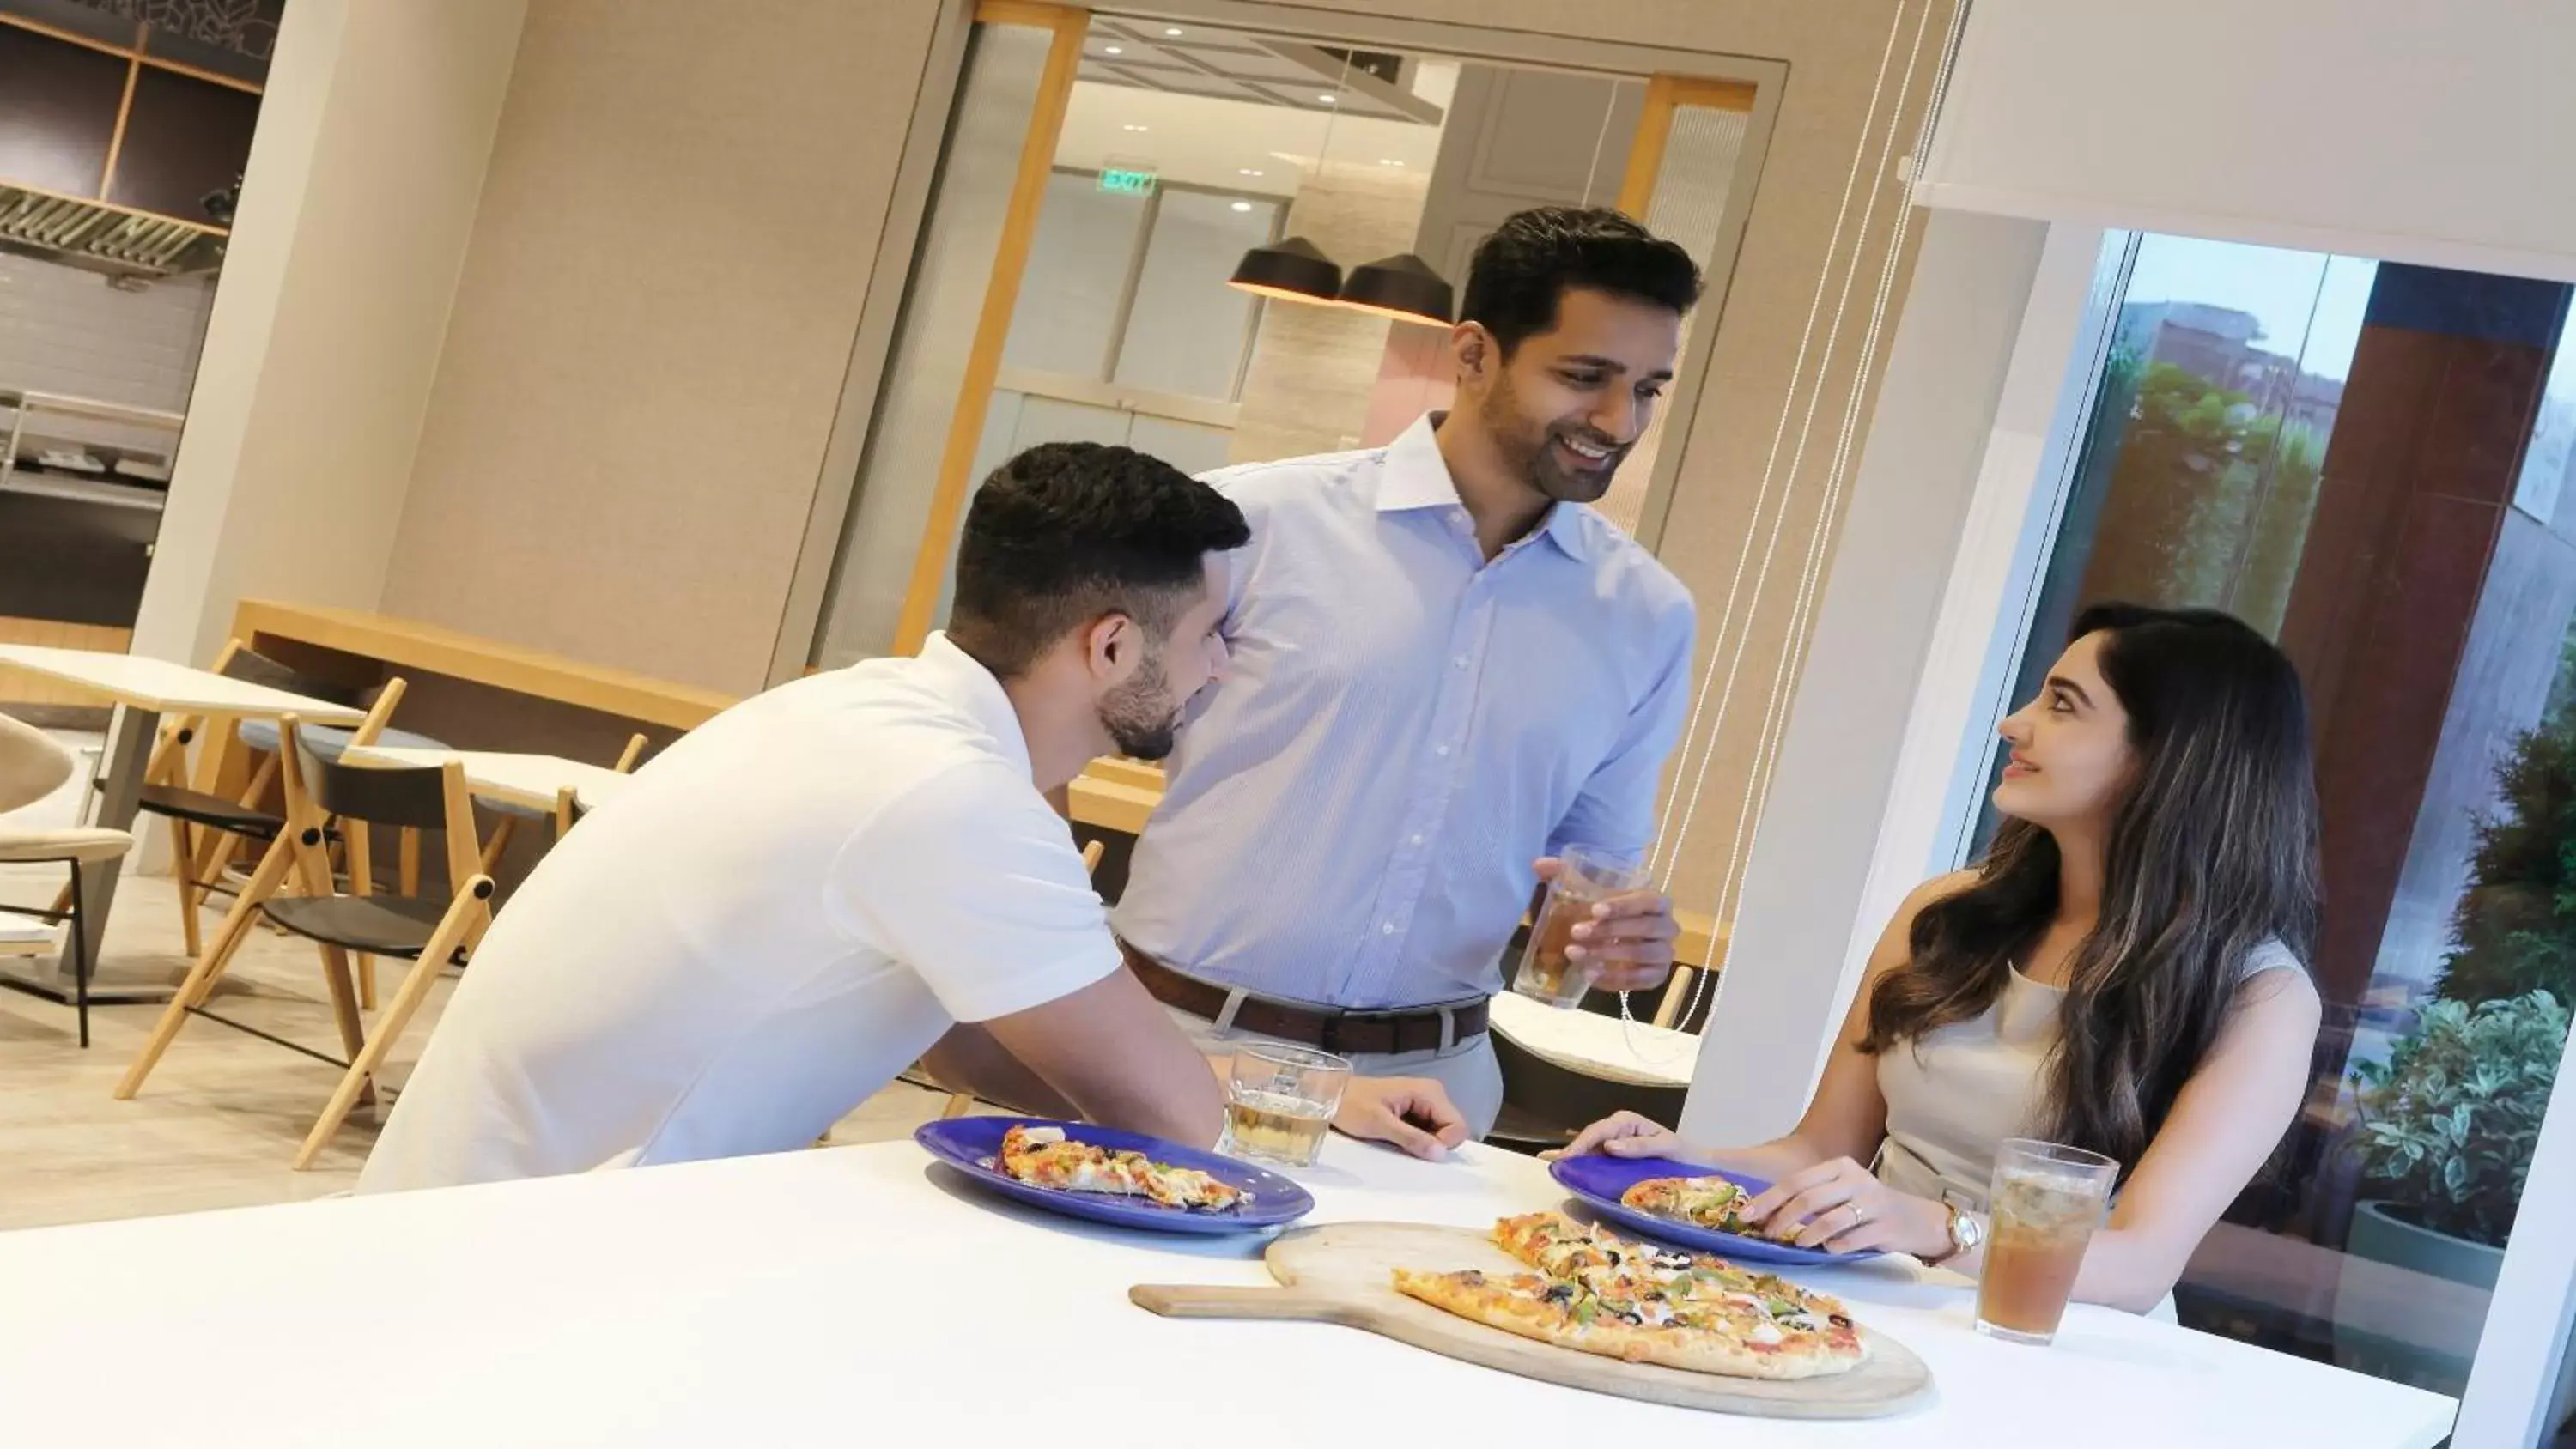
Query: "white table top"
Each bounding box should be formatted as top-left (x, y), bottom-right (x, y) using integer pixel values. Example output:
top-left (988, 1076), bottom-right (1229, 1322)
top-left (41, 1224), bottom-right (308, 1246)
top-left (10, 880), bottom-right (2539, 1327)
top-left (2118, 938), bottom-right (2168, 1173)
top-left (340, 745), bottom-right (633, 814)
top-left (0, 644), bottom-right (366, 724)
top-left (1490, 989), bottom-right (1699, 1088)
top-left (0, 1137), bottom-right (2453, 1446)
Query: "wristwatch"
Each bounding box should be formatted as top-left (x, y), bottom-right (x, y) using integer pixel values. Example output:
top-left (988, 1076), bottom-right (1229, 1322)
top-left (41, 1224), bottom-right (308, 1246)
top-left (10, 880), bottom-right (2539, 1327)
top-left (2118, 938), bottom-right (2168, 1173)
top-left (1929, 1203), bottom-right (1986, 1264)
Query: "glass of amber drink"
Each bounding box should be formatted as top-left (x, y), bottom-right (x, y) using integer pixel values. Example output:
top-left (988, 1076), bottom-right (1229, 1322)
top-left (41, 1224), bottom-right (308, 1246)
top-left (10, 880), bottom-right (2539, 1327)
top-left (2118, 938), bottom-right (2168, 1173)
top-left (1510, 846), bottom-right (1651, 1009)
top-left (1975, 1138), bottom-right (2118, 1345)
top-left (1219, 1043), bottom-right (1350, 1168)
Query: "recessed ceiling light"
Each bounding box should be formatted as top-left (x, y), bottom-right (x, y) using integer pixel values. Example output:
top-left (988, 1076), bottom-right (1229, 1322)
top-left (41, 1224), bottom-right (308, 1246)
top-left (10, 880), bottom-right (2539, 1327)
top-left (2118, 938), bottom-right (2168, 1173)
top-left (1103, 45), bottom-right (1122, 53)
top-left (1379, 158), bottom-right (1404, 166)
top-left (1238, 167), bottom-right (1264, 176)
top-left (1122, 124), bottom-right (1149, 132)
top-left (1164, 26), bottom-right (1184, 36)
top-left (1230, 201), bottom-right (1254, 212)
top-left (1317, 92), bottom-right (1337, 104)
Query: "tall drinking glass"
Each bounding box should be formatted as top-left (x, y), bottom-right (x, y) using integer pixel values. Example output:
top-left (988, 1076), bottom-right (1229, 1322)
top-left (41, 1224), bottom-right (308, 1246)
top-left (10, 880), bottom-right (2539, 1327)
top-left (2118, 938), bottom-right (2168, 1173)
top-left (1510, 845), bottom-right (1650, 1009)
top-left (1975, 1138), bottom-right (2119, 1344)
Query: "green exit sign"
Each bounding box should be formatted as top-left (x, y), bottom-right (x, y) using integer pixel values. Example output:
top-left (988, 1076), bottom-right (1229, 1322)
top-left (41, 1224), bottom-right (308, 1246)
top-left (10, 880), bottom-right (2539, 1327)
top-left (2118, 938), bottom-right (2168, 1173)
top-left (1098, 167), bottom-right (1158, 197)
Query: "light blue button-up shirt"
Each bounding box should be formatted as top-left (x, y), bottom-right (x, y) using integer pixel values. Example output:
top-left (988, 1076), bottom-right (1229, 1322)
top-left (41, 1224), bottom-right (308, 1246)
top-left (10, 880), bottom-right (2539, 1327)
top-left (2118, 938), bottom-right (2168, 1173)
top-left (1112, 415), bottom-right (1696, 1009)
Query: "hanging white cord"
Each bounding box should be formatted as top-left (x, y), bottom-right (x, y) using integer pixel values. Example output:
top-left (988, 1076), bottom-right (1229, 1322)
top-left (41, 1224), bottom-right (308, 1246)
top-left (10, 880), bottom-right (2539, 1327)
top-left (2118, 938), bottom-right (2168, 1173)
top-left (1311, 52), bottom-right (1352, 180)
top-left (1703, 4), bottom-right (1943, 981)
top-left (1619, 0), bottom-right (1941, 1053)
top-left (1579, 80), bottom-right (1622, 207)
top-left (1644, 8), bottom-right (1912, 882)
top-left (1697, 0), bottom-right (1968, 957)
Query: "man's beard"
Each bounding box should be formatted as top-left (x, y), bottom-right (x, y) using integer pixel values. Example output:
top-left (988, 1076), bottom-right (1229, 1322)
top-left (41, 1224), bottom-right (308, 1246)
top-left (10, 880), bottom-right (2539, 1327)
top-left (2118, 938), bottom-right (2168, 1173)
top-left (1099, 649), bottom-right (1182, 761)
top-left (1479, 379), bottom-right (1626, 505)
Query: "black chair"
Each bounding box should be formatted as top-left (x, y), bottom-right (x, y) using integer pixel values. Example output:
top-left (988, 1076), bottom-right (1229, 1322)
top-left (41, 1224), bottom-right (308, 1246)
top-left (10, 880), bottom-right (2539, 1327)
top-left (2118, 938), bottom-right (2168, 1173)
top-left (113, 716), bottom-right (494, 1170)
top-left (1488, 1024), bottom-right (1689, 1156)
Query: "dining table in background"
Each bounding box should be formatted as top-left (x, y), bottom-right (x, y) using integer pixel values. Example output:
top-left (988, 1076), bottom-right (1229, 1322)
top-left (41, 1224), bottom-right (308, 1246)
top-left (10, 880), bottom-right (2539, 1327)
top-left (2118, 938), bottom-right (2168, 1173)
top-left (337, 744), bottom-right (635, 818)
top-left (0, 643), bottom-right (366, 1003)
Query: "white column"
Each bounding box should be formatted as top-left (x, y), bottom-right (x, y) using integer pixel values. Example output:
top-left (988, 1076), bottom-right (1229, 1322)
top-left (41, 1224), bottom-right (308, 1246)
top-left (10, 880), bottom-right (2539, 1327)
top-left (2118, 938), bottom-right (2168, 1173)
top-left (1679, 212), bottom-right (2090, 1142)
top-left (131, 0), bottom-right (527, 670)
top-left (2452, 1011), bottom-right (2576, 1445)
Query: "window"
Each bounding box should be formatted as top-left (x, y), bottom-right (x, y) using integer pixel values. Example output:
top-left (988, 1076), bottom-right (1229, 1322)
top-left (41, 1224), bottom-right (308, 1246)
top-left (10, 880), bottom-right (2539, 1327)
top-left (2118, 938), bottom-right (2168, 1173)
top-left (1985, 232), bottom-right (2576, 1430)
top-left (1001, 170), bottom-right (1281, 404)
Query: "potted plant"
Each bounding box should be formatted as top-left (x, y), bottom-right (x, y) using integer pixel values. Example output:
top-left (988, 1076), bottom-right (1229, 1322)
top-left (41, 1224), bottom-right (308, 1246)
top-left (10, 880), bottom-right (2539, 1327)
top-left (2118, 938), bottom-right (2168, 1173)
top-left (2336, 991), bottom-right (2567, 1401)
top-left (2348, 992), bottom-right (2565, 1272)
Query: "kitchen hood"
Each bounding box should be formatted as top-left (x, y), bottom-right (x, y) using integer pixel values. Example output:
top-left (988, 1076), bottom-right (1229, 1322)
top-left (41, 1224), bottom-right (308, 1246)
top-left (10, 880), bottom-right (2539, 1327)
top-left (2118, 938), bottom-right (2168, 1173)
top-left (0, 185), bottom-right (226, 279)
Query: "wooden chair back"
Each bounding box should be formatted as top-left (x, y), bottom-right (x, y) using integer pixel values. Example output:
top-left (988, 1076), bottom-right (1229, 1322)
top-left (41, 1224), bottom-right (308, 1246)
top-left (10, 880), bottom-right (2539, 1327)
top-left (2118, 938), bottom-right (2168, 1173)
top-left (276, 714), bottom-right (480, 900)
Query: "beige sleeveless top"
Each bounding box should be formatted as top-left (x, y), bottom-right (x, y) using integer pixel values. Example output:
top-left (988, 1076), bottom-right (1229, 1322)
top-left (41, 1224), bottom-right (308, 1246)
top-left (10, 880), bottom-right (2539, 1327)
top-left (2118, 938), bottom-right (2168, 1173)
top-left (1874, 940), bottom-right (2302, 1211)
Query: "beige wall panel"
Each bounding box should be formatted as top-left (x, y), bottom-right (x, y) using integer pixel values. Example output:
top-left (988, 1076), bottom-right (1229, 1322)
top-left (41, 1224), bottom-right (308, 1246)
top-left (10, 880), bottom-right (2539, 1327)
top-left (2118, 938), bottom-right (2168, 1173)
top-left (384, 0), bottom-right (945, 696)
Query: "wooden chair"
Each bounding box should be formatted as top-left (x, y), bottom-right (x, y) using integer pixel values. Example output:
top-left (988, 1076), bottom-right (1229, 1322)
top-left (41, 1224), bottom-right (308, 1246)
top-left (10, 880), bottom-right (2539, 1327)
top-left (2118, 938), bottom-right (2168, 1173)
top-left (275, 725), bottom-right (495, 1168)
top-left (113, 718), bottom-right (491, 1158)
top-left (933, 838), bottom-right (1106, 1121)
top-left (0, 712), bottom-right (135, 1047)
top-left (341, 732), bottom-right (639, 1012)
top-left (70, 643), bottom-right (416, 963)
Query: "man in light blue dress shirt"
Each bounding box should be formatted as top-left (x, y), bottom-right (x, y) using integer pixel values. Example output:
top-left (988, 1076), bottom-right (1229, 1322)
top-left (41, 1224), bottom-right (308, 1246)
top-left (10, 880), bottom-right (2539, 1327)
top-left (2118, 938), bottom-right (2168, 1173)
top-left (1111, 209), bottom-right (1703, 1137)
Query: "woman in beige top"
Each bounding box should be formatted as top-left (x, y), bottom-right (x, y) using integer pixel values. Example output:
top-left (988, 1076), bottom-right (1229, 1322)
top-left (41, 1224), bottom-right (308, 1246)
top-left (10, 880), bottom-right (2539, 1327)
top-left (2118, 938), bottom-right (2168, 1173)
top-left (1558, 603), bottom-right (2324, 1313)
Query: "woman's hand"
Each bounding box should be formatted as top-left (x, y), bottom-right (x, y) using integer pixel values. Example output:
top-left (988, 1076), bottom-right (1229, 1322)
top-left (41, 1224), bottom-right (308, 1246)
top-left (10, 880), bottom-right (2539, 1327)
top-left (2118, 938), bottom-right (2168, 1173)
top-left (1737, 1156), bottom-right (1953, 1258)
top-left (1540, 1110), bottom-right (1704, 1163)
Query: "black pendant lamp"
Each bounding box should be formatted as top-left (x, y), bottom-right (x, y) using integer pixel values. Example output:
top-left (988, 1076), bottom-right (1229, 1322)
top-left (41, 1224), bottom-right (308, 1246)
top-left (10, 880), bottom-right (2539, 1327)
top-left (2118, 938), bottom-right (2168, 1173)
top-left (1336, 252), bottom-right (1454, 326)
top-left (1226, 235), bottom-right (1345, 305)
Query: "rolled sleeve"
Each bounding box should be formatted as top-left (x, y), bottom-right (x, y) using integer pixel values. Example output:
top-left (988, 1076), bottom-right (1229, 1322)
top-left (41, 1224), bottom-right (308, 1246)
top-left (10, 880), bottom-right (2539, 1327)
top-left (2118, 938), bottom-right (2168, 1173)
top-left (830, 761), bottom-right (1121, 1023)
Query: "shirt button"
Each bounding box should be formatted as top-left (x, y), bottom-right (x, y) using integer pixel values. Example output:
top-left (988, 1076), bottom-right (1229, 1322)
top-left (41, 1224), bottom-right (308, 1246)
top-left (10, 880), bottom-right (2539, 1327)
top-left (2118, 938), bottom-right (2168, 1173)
top-left (1434, 744), bottom-right (1451, 757)
top-left (1452, 654), bottom-right (1469, 670)
top-left (1381, 921), bottom-right (1398, 936)
top-left (1409, 834), bottom-right (1425, 846)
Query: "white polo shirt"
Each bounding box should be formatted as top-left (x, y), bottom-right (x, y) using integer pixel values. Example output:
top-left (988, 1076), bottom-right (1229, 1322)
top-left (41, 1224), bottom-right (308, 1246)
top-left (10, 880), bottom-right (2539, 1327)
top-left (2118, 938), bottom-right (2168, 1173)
top-left (357, 634), bottom-right (1121, 1193)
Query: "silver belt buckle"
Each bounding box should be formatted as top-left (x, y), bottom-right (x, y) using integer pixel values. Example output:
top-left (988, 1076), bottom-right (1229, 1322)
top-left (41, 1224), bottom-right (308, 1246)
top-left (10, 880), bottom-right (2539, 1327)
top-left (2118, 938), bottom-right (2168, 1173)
top-left (1437, 1003), bottom-right (1458, 1054)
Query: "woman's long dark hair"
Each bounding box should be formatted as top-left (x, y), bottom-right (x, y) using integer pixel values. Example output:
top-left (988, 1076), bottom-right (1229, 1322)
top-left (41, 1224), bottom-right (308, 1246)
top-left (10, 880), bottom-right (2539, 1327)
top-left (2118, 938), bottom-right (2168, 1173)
top-left (1860, 603), bottom-right (2322, 1173)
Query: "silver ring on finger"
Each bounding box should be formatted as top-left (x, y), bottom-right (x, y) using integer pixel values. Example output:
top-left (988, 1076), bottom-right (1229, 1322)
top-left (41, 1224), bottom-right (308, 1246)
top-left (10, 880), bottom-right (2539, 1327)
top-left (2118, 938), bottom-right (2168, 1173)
top-left (1845, 1203), bottom-right (1868, 1231)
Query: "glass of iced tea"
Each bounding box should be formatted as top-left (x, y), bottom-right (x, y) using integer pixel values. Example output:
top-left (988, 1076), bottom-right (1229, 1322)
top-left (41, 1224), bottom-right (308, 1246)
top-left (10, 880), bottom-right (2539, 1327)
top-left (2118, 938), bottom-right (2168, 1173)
top-left (1510, 846), bottom-right (1651, 1009)
top-left (1975, 1138), bottom-right (2119, 1345)
top-left (1218, 1043), bottom-right (1351, 1169)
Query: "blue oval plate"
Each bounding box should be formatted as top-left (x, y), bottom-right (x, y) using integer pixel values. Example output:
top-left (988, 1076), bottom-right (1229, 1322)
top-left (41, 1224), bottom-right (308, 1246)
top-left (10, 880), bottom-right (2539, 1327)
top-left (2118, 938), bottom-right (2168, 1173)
top-left (1549, 1155), bottom-right (1884, 1265)
top-left (914, 1117), bottom-right (1315, 1235)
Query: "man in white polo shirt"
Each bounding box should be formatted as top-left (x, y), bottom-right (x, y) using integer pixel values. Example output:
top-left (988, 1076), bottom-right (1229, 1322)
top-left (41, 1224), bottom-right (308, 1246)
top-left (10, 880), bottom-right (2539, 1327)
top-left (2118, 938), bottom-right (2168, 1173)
top-left (359, 443), bottom-right (1465, 1193)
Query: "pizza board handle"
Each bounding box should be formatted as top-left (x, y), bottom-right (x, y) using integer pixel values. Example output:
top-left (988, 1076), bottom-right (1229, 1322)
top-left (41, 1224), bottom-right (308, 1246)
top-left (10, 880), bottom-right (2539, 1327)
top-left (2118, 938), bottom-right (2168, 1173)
top-left (1129, 1283), bottom-right (1359, 1323)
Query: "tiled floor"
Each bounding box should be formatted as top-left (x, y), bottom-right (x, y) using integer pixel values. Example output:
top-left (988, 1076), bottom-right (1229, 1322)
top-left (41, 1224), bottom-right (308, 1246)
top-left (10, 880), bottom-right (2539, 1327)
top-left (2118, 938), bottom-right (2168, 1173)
top-left (0, 741), bottom-right (951, 1233)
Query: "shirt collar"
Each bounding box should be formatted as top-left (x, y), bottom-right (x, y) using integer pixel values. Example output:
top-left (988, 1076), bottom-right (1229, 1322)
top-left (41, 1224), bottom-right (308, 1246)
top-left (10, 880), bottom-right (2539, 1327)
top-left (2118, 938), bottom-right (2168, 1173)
top-left (914, 631), bottom-right (1033, 778)
top-left (1376, 412), bottom-right (1591, 562)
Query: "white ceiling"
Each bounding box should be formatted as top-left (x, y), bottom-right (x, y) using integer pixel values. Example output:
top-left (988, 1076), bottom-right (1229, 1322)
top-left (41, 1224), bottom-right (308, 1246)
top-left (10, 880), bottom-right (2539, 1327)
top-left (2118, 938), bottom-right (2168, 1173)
top-left (1054, 80), bottom-right (1449, 197)
top-left (1077, 17), bottom-right (1446, 126)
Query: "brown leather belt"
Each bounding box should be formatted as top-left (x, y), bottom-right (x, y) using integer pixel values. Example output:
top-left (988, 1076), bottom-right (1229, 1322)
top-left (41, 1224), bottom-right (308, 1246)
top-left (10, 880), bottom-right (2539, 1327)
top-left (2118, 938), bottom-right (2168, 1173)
top-left (1121, 941), bottom-right (1486, 1058)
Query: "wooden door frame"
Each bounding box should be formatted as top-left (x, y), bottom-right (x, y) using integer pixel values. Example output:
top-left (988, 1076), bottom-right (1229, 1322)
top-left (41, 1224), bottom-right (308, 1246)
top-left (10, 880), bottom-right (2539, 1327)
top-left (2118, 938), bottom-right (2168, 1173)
top-left (887, 2), bottom-right (1091, 656)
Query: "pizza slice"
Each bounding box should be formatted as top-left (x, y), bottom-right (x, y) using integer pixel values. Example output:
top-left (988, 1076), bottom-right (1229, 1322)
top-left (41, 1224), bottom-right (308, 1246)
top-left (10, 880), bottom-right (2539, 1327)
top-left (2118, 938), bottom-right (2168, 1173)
top-left (994, 1125), bottom-right (1246, 1210)
top-left (1619, 1174), bottom-right (1803, 1243)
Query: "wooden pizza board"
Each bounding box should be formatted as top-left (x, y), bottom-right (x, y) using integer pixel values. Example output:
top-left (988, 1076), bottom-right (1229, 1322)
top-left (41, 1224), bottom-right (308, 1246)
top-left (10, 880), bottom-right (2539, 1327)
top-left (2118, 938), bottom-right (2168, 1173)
top-left (1132, 1222), bottom-right (1934, 1420)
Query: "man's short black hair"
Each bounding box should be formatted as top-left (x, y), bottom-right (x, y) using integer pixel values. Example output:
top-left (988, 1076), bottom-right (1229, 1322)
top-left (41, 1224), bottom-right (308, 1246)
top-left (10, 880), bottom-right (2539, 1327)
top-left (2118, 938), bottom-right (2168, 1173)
top-left (1459, 206), bottom-right (1703, 357)
top-left (948, 442), bottom-right (1249, 678)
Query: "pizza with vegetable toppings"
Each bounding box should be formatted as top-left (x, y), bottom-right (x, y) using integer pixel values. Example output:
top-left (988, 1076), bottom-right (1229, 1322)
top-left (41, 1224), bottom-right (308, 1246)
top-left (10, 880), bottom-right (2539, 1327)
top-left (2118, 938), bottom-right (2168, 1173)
top-left (994, 1125), bottom-right (1245, 1211)
top-left (1391, 1212), bottom-right (1868, 1379)
top-left (1618, 1173), bottom-right (1801, 1243)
